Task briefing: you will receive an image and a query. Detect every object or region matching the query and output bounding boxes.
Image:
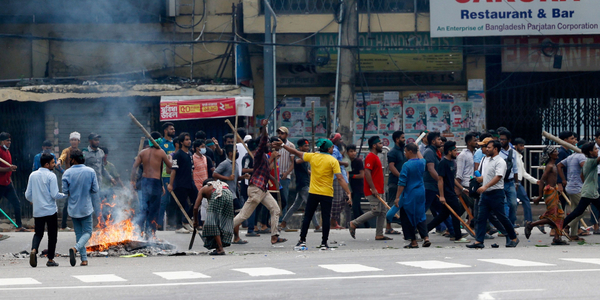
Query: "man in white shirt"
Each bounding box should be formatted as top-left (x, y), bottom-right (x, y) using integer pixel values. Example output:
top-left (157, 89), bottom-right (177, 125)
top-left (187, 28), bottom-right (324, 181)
top-left (513, 138), bottom-right (540, 226)
top-left (25, 153), bottom-right (67, 267)
top-left (456, 133), bottom-right (479, 189)
top-left (467, 140), bottom-right (519, 249)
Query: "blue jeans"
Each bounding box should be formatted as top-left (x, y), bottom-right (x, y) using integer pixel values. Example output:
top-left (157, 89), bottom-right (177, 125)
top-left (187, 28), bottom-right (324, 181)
top-left (503, 181), bottom-right (518, 225)
top-left (516, 183), bottom-right (532, 223)
top-left (280, 178), bottom-right (291, 218)
top-left (138, 178), bottom-right (162, 237)
top-left (281, 186), bottom-right (319, 227)
top-left (72, 214), bottom-right (93, 261)
top-left (158, 177), bottom-right (170, 228)
top-left (476, 189), bottom-right (516, 243)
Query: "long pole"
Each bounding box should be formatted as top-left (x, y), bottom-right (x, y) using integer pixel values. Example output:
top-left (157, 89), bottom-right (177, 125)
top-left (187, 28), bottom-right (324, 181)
top-left (375, 195), bottom-right (399, 219)
top-left (225, 119), bottom-right (253, 159)
top-left (332, 21), bottom-right (342, 133)
top-left (311, 101), bottom-right (315, 152)
top-left (442, 202), bottom-right (475, 237)
top-left (231, 107), bottom-right (239, 177)
top-left (129, 113), bottom-right (160, 149)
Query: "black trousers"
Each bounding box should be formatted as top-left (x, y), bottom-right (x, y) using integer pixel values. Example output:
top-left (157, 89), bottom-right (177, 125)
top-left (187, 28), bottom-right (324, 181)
top-left (172, 187), bottom-right (198, 228)
top-left (32, 213), bottom-right (58, 260)
top-left (0, 184), bottom-right (22, 227)
top-left (300, 193), bottom-right (332, 244)
top-left (427, 195), bottom-right (464, 240)
top-left (564, 197), bottom-right (600, 226)
top-left (400, 208), bottom-right (428, 241)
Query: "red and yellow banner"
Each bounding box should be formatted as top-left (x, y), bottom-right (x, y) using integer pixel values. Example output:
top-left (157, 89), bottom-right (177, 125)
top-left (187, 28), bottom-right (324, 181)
top-left (160, 98), bottom-right (237, 121)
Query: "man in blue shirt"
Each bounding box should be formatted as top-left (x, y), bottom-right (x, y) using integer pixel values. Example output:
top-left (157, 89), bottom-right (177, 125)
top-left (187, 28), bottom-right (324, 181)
top-left (157, 122), bottom-right (176, 230)
top-left (25, 153), bottom-right (66, 267)
top-left (32, 140), bottom-right (61, 172)
top-left (62, 149), bottom-right (98, 267)
top-left (330, 133), bottom-right (349, 229)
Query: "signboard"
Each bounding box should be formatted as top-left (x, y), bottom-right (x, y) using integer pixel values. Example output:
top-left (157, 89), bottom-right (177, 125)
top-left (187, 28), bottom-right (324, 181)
top-left (430, 0), bottom-right (600, 37)
top-left (503, 35), bottom-right (600, 72)
top-left (316, 32), bottom-right (463, 72)
top-left (160, 97), bottom-right (254, 121)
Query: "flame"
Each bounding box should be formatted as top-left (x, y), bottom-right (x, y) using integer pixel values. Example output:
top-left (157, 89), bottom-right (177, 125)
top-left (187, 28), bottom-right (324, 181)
top-left (87, 193), bottom-right (142, 251)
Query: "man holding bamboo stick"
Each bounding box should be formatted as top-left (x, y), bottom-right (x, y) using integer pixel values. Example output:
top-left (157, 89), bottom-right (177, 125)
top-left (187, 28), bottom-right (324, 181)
top-left (233, 120), bottom-right (287, 245)
top-left (426, 141), bottom-right (469, 243)
top-left (0, 132), bottom-right (24, 232)
top-left (348, 136), bottom-right (390, 241)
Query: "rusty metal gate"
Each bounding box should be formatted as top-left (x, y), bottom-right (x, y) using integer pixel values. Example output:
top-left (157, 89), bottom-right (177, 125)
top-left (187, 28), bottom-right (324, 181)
top-left (486, 54), bottom-right (600, 144)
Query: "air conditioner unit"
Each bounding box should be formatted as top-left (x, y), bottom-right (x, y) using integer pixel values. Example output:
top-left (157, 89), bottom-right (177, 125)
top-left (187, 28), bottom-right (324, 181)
top-left (166, 0), bottom-right (179, 17)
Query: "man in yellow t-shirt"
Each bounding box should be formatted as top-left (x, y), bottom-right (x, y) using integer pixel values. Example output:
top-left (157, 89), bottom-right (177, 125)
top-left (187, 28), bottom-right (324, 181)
top-left (57, 131), bottom-right (81, 231)
top-left (277, 138), bottom-right (351, 250)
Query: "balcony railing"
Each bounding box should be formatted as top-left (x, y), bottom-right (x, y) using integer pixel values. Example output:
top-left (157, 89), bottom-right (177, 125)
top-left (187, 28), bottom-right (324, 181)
top-left (267, 0), bottom-right (429, 15)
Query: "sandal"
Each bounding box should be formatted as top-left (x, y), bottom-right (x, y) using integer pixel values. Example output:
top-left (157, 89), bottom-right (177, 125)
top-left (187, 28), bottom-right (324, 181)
top-left (551, 240), bottom-right (569, 245)
top-left (80, 261), bottom-right (88, 266)
top-left (245, 232), bottom-right (260, 237)
top-left (404, 244), bottom-right (419, 249)
top-left (524, 221), bottom-right (532, 239)
top-left (422, 240), bottom-right (432, 247)
top-left (331, 225), bottom-right (345, 230)
top-left (232, 239), bottom-right (248, 244)
top-left (569, 236), bottom-right (584, 241)
top-left (257, 228), bottom-right (271, 234)
top-left (375, 236), bottom-right (393, 241)
top-left (271, 237), bottom-right (288, 245)
top-left (385, 229), bottom-right (402, 235)
top-left (579, 230), bottom-right (591, 236)
top-left (209, 250), bottom-right (225, 255)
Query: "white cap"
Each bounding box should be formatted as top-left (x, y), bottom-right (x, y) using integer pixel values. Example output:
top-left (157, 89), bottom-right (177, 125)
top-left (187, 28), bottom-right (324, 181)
top-left (69, 132), bottom-right (81, 140)
top-left (243, 135), bottom-right (252, 142)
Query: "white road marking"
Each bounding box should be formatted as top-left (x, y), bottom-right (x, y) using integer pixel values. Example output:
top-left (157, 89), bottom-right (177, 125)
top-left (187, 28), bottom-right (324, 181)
top-left (232, 267), bottom-right (295, 277)
top-left (0, 278), bottom-right (40, 286)
top-left (477, 289), bottom-right (544, 300)
top-left (319, 264), bottom-right (382, 273)
top-left (73, 274), bottom-right (127, 283)
top-left (397, 260), bottom-right (471, 270)
top-left (560, 258), bottom-right (600, 265)
top-left (153, 271), bottom-right (211, 280)
top-left (478, 259), bottom-right (555, 267)
top-left (1, 269), bottom-right (599, 291)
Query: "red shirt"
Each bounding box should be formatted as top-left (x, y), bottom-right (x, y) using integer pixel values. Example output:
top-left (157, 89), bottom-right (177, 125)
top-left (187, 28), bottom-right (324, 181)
top-left (267, 152), bottom-right (280, 191)
top-left (364, 152), bottom-right (384, 196)
top-left (0, 147), bottom-right (12, 186)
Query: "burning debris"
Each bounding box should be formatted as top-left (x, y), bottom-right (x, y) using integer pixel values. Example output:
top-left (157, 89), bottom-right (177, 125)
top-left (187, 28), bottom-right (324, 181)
top-left (83, 190), bottom-right (186, 257)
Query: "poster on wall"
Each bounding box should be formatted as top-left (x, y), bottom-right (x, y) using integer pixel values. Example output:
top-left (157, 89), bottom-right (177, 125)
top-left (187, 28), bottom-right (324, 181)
top-left (404, 103), bottom-right (428, 134)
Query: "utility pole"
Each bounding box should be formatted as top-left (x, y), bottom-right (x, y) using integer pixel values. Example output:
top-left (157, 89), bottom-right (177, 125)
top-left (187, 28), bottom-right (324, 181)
top-left (336, 0), bottom-right (358, 142)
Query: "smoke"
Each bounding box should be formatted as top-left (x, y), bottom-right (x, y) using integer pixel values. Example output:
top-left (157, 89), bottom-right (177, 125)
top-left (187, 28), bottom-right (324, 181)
top-left (2, 0), bottom-right (173, 78)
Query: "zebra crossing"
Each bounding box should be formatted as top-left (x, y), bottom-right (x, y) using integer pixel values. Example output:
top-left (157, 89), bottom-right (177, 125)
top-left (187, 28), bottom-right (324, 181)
top-left (1, 258), bottom-right (600, 287)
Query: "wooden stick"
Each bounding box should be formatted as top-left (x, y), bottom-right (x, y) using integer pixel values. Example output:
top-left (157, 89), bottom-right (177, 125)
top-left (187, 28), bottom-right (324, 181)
top-left (459, 194), bottom-right (474, 220)
top-left (542, 131), bottom-right (581, 153)
top-left (0, 157), bottom-right (11, 167)
top-left (129, 113), bottom-right (160, 149)
top-left (231, 108), bottom-right (239, 177)
top-left (560, 191), bottom-right (572, 206)
top-left (442, 202), bottom-right (476, 236)
top-left (311, 101), bottom-right (315, 153)
top-left (375, 194), bottom-right (400, 219)
top-left (170, 191), bottom-right (193, 225)
top-left (225, 119), bottom-right (253, 159)
top-left (138, 137), bottom-right (145, 153)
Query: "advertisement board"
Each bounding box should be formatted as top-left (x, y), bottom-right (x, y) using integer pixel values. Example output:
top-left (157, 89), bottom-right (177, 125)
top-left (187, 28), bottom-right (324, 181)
top-left (430, 0), bottom-right (600, 37)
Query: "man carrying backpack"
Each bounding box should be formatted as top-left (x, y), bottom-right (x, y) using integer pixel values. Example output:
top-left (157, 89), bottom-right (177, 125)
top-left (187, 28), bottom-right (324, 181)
top-left (498, 130), bottom-right (519, 227)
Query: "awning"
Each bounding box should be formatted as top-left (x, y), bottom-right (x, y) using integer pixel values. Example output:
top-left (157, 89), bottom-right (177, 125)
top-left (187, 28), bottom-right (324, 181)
top-left (160, 96), bottom-right (254, 121)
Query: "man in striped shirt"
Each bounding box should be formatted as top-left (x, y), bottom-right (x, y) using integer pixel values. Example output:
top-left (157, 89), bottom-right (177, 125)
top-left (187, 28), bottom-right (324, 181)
top-left (277, 127), bottom-right (295, 217)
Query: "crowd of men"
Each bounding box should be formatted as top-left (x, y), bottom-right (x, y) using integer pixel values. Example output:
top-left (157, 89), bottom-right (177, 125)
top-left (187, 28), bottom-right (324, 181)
top-left (2, 121), bottom-right (600, 265)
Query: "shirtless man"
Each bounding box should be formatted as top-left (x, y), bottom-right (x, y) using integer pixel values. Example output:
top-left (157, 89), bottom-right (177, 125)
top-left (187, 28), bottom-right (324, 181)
top-left (525, 146), bottom-right (567, 245)
top-left (131, 144), bottom-right (172, 239)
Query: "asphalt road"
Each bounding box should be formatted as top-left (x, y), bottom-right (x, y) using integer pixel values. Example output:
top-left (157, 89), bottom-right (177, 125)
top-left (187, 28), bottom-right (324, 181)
top-left (0, 227), bottom-right (599, 300)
